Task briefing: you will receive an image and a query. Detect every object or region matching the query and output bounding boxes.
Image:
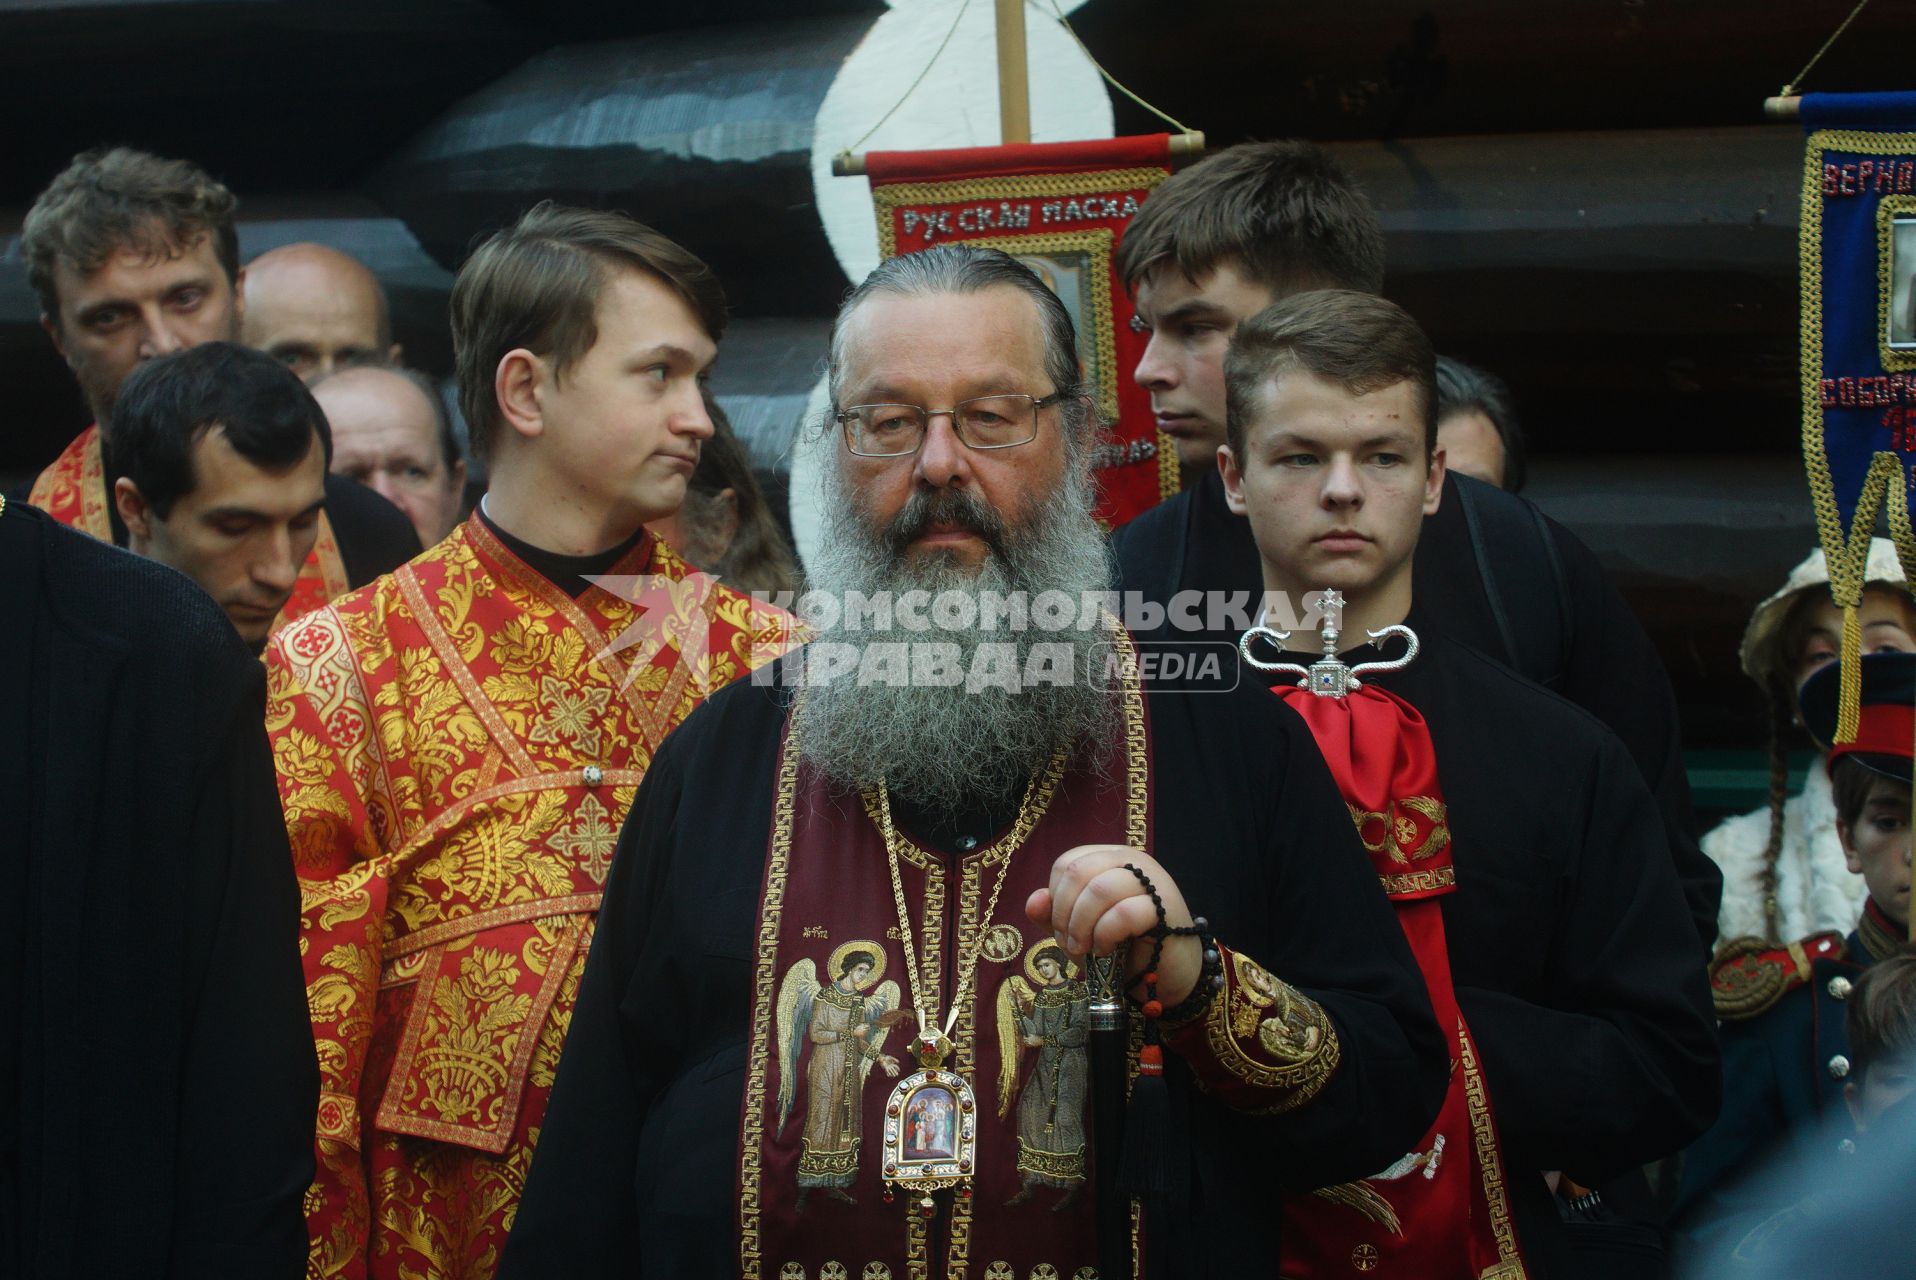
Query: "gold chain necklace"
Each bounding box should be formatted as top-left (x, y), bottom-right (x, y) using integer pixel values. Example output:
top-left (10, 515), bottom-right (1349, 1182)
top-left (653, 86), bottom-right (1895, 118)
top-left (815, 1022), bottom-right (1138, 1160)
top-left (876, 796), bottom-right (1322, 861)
top-left (873, 748), bottom-right (1066, 1068)
top-left (866, 749), bottom-right (1067, 1216)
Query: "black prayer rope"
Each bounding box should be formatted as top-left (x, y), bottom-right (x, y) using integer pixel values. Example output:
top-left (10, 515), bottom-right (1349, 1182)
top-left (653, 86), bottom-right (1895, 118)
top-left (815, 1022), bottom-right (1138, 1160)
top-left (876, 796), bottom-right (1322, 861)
top-left (1121, 863), bottom-right (1223, 1023)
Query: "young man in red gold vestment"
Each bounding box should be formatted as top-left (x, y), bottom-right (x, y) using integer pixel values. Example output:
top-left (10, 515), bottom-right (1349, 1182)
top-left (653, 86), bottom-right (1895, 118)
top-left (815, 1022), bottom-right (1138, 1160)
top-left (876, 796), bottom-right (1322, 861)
top-left (265, 203), bottom-right (796, 1279)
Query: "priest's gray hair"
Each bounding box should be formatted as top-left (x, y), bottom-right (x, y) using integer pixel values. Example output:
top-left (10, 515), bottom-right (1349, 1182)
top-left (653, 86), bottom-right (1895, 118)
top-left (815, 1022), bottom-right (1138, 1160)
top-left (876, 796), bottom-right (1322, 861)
top-left (825, 244), bottom-right (1095, 454)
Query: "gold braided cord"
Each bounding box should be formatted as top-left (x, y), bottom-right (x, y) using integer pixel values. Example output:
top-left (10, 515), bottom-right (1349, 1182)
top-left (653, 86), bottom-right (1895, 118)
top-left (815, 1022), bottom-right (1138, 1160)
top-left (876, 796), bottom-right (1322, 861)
top-left (1783, 0), bottom-right (1877, 96)
top-left (846, 0), bottom-right (975, 157)
top-left (1838, 601), bottom-right (1864, 743)
top-left (1155, 429), bottom-right (1180, 499)
top-left (1043, 0), bottom-right (1194, 135)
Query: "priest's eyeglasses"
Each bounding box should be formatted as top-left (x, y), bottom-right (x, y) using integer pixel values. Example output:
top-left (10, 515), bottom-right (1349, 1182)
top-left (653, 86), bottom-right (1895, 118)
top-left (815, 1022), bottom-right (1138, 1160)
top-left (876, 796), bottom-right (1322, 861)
top-left (836, 392), bottom-right (1065, 457)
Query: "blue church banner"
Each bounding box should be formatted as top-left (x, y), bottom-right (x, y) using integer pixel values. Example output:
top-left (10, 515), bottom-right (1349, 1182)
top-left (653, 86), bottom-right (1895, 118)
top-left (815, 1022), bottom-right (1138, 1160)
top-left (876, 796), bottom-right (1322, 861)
top-left (1799, 91), bottom-right (1916, 740)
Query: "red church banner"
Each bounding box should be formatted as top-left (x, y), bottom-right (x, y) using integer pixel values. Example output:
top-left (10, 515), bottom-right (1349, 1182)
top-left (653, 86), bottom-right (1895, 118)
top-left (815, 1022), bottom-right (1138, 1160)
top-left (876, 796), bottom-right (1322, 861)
top-left (864, 134), bottom-right (1179, 525)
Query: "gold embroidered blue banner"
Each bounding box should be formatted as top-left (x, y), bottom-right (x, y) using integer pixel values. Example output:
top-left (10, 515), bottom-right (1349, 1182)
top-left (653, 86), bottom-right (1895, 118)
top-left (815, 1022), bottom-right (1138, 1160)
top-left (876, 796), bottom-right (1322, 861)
top-left (1798, 92), bottom-right (1916, 740)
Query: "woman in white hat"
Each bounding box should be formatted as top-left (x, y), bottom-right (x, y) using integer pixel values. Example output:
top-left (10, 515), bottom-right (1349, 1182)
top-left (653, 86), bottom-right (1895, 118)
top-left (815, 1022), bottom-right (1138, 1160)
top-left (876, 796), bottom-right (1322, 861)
top-left (1705, 538), bottom-right (1916, 946)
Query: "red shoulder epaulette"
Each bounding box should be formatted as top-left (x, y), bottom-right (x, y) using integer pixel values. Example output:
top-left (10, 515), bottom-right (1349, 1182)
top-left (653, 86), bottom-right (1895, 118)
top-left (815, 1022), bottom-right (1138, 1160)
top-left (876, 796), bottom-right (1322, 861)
top-left (1710, 932), bottom-right (1848, 1021)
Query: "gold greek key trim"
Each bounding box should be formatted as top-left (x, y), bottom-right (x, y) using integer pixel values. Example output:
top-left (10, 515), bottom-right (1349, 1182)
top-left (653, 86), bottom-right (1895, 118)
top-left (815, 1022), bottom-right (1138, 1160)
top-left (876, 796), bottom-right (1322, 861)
top-left (906, 1210), bottom-right (931, 1280)
top-left (1458, 1022), bottom-right (1524, 1272)
top-left (728, 705), bottom-right (797, 1272)
top-left (1113, 620), bottom-right (1148, 1280)
top-left (738, 707), bottom-right (802, 1279)
top-left (1199, 964), bottom-right (1342, 1114)
top-left (1377, 866), bottom-right (1457, 896)
top-left (1113, 620), bottom-right (1149, 853)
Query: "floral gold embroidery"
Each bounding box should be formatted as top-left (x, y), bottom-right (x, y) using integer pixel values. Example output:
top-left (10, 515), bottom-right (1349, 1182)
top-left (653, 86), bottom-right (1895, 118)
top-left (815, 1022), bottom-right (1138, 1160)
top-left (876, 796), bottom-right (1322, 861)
top-left (274, 519), bottom-right (797, 1276)
top-left (528, 675), bottom-right (614, 757)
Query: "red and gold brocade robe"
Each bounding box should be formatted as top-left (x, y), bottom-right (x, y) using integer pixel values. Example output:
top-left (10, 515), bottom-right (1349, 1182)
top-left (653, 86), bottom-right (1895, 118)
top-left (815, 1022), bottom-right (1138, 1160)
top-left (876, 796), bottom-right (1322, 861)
top-left (29, 425), bottom-right (350, 626)
top-left (265, 514), bottom-right (796, 1279)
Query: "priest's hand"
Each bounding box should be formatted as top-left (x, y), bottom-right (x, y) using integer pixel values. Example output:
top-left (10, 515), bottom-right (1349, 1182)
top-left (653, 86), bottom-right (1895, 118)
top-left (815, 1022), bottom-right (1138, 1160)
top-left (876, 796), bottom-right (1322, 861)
top-left (1025, 845), bottom-right (1200, 1007)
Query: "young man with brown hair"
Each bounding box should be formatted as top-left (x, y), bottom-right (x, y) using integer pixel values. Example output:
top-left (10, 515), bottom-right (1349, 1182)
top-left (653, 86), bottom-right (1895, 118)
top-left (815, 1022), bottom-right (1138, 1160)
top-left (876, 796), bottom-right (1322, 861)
top-left (1108, 139), bottom-right (1721, 957)
top-left (1221, 289), bottom-right (1717, 1278)
top-left (19, 147), bottom-right (418, 617)
top-left (265, 202), bottom-right (795, 1279)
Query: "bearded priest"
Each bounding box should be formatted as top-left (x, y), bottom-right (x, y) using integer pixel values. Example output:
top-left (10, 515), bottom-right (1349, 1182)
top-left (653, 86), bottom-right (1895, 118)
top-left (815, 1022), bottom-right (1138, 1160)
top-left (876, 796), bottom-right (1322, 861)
top-left (500, 246), bottom-right (1448, 1280)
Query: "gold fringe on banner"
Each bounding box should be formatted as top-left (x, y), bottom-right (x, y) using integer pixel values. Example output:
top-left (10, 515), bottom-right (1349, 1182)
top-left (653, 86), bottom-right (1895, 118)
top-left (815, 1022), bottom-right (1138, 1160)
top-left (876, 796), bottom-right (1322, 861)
top-left (1837, 603), bottom-right (1863, 744)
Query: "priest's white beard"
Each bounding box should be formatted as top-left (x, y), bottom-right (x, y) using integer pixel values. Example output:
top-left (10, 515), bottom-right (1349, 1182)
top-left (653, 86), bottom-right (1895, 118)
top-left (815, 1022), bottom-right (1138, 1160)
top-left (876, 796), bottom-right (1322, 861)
top-left (800, 459), bottom-right (1119, 817)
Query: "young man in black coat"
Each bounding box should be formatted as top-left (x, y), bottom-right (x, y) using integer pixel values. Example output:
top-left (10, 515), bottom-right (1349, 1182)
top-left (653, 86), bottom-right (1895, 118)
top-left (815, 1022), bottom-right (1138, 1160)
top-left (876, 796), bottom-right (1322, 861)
top-left (0, 495), bottom-right (317, 1277)
top-left (1217, 290), bottom-right (1718, 1277)
top-left (1107, 140), bottom-right (1720, 956)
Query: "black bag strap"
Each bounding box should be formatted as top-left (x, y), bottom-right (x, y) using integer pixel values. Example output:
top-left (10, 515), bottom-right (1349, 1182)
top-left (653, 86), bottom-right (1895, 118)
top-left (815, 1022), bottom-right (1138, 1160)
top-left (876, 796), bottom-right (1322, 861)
top-left (1453, 476), bottom-right (1572, 687)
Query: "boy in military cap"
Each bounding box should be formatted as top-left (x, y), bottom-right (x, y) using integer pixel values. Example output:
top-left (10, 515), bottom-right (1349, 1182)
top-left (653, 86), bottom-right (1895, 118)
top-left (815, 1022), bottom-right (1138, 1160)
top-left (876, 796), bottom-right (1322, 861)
top-left (1676, 650), bottom-right (1916, 1262)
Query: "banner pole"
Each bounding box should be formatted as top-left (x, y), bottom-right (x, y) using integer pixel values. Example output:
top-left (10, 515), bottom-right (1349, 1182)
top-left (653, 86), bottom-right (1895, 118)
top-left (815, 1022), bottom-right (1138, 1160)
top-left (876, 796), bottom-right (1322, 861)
top-left (995, 0), bottom-right (1031, 144)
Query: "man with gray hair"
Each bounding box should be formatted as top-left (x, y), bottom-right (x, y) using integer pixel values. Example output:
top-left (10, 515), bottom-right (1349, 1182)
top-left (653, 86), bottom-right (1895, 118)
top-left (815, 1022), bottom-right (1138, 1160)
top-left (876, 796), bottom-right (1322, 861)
top-left (1435, 355), bottom-right (1526, 492)
top-left (502, 244), bottom-right (1446, 1279)
top-left (313, 364), bottom-right (466, 548)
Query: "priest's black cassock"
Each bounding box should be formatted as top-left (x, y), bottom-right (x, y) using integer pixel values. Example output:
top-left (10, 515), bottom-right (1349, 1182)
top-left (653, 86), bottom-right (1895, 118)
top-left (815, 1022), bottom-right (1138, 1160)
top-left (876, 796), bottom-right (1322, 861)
top-left (0, 500), bottom-right (317, 1277)
top-left (501, 657), bottom-right (1449, 1279)
top-left (1110, 468), bottom-right (1722, 957)
top-left (1259, 610), bottom-right (1721, 1278)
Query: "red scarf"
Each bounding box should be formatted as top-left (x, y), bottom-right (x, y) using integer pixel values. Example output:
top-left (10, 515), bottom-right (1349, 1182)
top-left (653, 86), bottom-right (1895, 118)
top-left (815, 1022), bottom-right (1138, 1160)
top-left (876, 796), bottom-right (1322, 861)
top-left (1273, 681), bottom-right (1529, 1280)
